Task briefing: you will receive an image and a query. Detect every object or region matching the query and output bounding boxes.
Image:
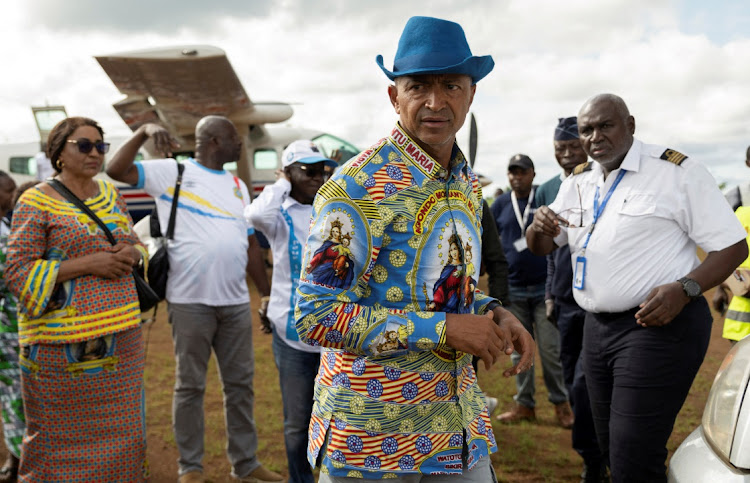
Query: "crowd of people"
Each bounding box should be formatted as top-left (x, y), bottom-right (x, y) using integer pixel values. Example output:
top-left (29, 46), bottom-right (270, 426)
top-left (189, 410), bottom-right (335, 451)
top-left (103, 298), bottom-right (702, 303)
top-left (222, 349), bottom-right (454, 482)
top-left (0, 13), bottom-right (745, 483)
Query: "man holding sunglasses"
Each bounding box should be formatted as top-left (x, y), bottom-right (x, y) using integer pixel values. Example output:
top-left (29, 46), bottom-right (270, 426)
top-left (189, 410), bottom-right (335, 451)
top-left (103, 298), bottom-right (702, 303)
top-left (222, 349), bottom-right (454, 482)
top-left (244, 140), bottom-right (336, 483)
top-left (527, 93), bottom-right (747, 482)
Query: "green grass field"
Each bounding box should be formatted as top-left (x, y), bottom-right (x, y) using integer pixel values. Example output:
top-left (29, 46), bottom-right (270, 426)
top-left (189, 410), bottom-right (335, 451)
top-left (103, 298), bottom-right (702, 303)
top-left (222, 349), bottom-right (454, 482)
top-left (135, 279), bottom-right (728, 482)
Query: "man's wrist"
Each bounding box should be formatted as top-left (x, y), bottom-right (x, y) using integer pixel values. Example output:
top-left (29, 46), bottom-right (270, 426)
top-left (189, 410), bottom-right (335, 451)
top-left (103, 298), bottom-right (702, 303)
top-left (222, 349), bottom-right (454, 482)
top-left (677, 277), bottom-right (702, 300)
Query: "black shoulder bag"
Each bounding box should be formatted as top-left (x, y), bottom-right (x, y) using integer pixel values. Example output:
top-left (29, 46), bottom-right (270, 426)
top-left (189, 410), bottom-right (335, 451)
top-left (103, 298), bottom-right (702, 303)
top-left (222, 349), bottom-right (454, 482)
top-left (48, 178), bottom-right (160, 313)
top-left (147, 162), bottom-right (185, 299)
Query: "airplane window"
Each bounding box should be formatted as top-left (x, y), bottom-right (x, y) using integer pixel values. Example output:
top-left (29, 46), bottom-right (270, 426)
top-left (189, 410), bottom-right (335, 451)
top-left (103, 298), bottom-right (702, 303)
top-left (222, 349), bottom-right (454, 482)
top-left (9, 156), bottom-right (35, 175)
top-left (311, 134), bottom-right (359, 165)
top-left (254, 149), bottom-right (278, 170)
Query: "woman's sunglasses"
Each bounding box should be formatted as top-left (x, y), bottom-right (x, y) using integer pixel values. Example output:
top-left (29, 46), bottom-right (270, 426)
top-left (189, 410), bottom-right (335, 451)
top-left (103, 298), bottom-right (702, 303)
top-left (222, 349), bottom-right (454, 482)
top-left (67, 138), bottom-right (111, 155)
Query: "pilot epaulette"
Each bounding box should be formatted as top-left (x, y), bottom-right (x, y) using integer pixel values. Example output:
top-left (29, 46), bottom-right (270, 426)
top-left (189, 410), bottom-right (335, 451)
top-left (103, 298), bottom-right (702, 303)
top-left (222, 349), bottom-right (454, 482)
top-left (572, 162), bottom-right (592, 175)
top-left (659, 148), bottom-right (688, 166)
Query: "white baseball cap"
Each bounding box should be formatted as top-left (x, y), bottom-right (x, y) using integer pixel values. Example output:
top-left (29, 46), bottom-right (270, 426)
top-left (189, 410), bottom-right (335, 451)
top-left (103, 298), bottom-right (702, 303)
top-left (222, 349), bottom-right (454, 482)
top-left (282, 140), bottom-right (337, 168)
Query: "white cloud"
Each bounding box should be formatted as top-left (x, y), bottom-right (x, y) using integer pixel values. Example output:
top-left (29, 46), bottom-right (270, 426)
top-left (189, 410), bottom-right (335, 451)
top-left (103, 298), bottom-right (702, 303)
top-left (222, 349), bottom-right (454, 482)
top-left (0, 0), bottom-right (747, 188)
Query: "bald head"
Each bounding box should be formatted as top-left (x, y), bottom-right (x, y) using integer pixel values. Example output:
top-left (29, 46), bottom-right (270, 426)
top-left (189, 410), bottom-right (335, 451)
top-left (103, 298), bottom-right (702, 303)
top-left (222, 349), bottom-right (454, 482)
top-left (196, 115), bottom-right (237, 141)
top-left (194, 115), bottom-right (241, 168)
top-left (577, 93), bottom-right (635, 176)
top-left (580, 94), bottom-right (630, 120)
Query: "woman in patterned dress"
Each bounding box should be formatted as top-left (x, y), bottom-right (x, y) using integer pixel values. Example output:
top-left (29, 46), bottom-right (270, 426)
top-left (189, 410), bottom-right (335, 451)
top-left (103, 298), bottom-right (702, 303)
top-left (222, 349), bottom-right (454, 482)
top-left (5, 117), bottom-right (148, 482)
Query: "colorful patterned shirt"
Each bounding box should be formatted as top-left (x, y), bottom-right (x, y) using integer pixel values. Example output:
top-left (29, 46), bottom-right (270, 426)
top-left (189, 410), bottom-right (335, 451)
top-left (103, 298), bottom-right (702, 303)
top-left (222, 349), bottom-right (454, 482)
top-left (6, 181), bottom-right (143, 346)
top-left (295, 124), bottom-right (498, 479)
top-left (0, 219), bottom-right (18, 334)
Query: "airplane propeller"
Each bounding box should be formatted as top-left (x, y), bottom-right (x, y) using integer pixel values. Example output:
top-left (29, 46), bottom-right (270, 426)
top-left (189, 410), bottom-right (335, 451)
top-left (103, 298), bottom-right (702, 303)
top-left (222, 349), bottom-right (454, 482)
top-left (469, 112), bottom-right (478, 168)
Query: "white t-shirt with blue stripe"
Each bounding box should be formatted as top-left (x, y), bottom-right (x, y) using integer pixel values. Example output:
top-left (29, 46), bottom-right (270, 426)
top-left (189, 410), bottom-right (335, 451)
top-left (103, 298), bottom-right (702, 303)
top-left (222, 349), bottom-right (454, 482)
top-left (135, 158), bottom-right (254, 306)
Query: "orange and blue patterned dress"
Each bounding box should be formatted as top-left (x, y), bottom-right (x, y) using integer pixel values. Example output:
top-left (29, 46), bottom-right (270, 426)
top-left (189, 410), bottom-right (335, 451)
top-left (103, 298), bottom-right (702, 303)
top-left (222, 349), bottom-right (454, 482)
top-left (6, 180), bottom-right (148, 482)
top-left (295, 124), bottom-right (499, 479)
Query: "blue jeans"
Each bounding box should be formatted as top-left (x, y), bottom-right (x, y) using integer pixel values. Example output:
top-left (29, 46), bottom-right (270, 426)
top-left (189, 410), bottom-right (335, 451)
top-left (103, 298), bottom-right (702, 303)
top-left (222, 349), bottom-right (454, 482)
top-left (507, 284), bottom-right (568, 408)
top-left (272, 331), bottom-right (320, 483)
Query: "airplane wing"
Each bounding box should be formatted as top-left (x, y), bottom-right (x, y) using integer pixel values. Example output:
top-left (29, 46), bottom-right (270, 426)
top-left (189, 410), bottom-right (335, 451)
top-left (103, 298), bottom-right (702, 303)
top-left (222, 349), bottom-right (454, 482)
top-left (95, 45), bottom-right (292, 140)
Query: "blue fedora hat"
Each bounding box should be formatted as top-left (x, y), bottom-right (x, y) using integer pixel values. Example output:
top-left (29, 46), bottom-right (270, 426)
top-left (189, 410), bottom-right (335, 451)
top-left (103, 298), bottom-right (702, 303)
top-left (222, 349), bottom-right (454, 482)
top-left (376, 16), bottom-right (494, 84)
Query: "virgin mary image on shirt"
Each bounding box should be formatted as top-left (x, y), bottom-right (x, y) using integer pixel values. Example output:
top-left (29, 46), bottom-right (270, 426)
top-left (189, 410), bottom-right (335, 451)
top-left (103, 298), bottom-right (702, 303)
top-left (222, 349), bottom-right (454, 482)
top-left (427, 232), bottom-right (471, 314)
top-left (306, 218), bottom-right (355, 289)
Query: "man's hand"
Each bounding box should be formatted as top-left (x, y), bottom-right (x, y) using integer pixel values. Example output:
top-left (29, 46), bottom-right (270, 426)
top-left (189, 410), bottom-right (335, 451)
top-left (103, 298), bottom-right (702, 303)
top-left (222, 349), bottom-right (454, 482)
top-left (445, 312), bottom-right (509, 372)
top-left (530, 206), bottom-right (565, 238)
top-left (526, 205), bottom-right (563, 256)
top-left (635, 282), bottom-right (690, 327)
top-left (444, 308), bottom-right (535, 376)
top-left (545, 298), bottom-right (556, 324)
top-left (258, 296), bottom-right (272, 334)
top-left (143, 124), bottom-right (180, 158)
top-left (492, 306), bottom-right (535, 377)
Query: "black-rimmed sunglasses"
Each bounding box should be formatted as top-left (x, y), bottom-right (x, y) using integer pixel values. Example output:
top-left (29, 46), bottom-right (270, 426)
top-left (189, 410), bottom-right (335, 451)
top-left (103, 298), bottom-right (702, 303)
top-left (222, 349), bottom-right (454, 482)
top-left (296, 164), bottom-right (334, 179)
top-left (67, 138), bottom-right (111, 155)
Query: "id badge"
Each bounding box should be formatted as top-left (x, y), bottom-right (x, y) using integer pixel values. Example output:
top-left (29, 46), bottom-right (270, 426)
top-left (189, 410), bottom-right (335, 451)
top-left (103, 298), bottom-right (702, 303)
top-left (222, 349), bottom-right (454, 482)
top-left (513, 236), bottom-right (528, 252)
top-left (574, 255), bottom-right (586, 290)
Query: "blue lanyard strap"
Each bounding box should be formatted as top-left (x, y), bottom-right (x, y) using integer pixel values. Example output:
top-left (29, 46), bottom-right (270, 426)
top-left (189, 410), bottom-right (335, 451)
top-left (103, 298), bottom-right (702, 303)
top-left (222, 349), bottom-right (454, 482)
top-left (581, 169), bottom-right (627, 250)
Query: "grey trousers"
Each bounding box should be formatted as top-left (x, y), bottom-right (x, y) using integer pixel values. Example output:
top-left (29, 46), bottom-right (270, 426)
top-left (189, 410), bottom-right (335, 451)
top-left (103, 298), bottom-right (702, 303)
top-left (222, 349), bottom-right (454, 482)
top-left (169, 302), bottom-right (259, 478)
top-left (317, 455), bottom-right (497, 482)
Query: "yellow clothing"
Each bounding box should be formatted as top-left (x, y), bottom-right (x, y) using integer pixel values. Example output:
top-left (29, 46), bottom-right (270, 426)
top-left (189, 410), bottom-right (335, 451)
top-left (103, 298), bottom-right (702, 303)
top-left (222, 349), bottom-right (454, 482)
top-left (6, 181), bottom-right (142, 345)
top-left (723, 206), bottom-right (750, 342)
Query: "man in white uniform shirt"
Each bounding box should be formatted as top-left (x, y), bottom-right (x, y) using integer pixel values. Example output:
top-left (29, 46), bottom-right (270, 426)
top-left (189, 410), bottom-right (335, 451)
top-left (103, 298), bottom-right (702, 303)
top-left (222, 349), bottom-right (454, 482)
top-left (527, 93), bottom-right (747, 482)
top-left (244, 140), bottom-right (336, 483)
top-left (106, 116), bottom-right (282, 483)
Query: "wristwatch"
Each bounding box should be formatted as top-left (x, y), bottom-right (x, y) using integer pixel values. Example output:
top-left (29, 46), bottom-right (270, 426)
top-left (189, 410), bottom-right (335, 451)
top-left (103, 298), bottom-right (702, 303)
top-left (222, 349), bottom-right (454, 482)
top-left (677, 277), bottom-right (702, 300)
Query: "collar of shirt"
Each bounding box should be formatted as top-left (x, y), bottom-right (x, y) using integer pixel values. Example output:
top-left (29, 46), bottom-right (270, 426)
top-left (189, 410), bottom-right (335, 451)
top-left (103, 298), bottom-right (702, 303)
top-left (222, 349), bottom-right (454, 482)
top-left (389, 123), bottom-right (469, 184)
top-left (282, 193), bottom-right (309, 211)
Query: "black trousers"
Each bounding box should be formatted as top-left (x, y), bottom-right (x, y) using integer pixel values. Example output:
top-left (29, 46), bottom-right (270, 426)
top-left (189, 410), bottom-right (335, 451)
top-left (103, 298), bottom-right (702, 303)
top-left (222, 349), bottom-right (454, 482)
top-left (556, 299), bottom-right (602, 465)
top-left (582, 299), bottom-right (711, 483)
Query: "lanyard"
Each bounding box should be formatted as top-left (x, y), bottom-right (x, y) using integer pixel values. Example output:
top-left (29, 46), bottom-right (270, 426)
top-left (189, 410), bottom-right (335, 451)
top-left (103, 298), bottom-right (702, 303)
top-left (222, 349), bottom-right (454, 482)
top-left (511, 187), bottom-right (535, 235)
top-left (581, 169), bottom-right (627, 251)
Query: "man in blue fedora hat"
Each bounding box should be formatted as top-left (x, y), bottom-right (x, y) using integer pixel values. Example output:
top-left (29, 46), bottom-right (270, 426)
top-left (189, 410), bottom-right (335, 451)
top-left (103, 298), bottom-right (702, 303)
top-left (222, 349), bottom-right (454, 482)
top-left (296, 16), bottom-right (534, 482)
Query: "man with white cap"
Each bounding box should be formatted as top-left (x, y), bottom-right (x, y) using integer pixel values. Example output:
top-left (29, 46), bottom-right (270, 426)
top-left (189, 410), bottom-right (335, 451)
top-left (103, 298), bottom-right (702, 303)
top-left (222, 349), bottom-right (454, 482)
top-left (244, 140), bottom-right (336, 483)
top-left (295, 15), bottom-right (534, 482)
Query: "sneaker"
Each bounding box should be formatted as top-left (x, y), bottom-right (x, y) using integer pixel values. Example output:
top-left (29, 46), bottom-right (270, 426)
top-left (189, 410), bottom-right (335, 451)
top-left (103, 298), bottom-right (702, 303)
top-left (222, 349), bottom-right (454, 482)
top-left (178, 471), bottom-right (205, 483)
top-left (237, 465), bottom-right (286, 482)
top-left (496, 403), bottom-right (536, 423)
top-left (555, 401), bottom-right (575, 429)
top-left (581, 460), bottom-right (610, 483)
top-left (485, 395), bottom-right (498, 415)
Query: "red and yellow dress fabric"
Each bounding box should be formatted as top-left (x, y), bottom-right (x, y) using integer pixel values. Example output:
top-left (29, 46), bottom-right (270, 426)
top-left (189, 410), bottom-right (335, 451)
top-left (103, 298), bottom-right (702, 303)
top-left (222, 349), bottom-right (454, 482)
top-left (6, 180), bottom-right (148, 482)
top-left (295, 123), bottom-right (499, 479)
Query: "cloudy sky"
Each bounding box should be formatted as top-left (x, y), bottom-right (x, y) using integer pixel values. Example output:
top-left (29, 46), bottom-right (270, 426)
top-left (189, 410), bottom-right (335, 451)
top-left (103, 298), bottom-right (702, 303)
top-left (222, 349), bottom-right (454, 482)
top-left (1, 0), bottom-right (748, 191)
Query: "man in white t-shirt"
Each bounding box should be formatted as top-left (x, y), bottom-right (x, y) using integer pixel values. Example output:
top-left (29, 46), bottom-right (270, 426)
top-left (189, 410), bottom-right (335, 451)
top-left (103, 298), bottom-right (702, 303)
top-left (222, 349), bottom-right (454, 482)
top-left (244, 140), bottom-right (336, 483)
top-left (106, 116), bottom-right (282, 483)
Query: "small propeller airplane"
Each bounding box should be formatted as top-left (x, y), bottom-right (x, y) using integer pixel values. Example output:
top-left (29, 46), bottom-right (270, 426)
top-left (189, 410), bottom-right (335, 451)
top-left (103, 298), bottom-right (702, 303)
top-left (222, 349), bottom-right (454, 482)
top-left (0, 45), bottom-right (360, 222)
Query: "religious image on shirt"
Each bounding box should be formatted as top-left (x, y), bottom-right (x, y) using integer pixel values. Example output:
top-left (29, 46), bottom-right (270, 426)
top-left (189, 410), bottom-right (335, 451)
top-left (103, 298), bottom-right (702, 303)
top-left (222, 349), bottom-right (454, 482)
top-left (369, 320), bottom-right (409, 356)
top-left (306, 214), bottom-right (358, 289)
top-left (422, 222), bottom-right (477, 315)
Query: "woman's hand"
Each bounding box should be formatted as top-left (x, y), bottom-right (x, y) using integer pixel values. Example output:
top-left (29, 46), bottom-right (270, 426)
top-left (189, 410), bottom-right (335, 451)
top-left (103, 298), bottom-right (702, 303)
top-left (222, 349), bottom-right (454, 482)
top-left (87, 243), bottom-right (139, 279)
